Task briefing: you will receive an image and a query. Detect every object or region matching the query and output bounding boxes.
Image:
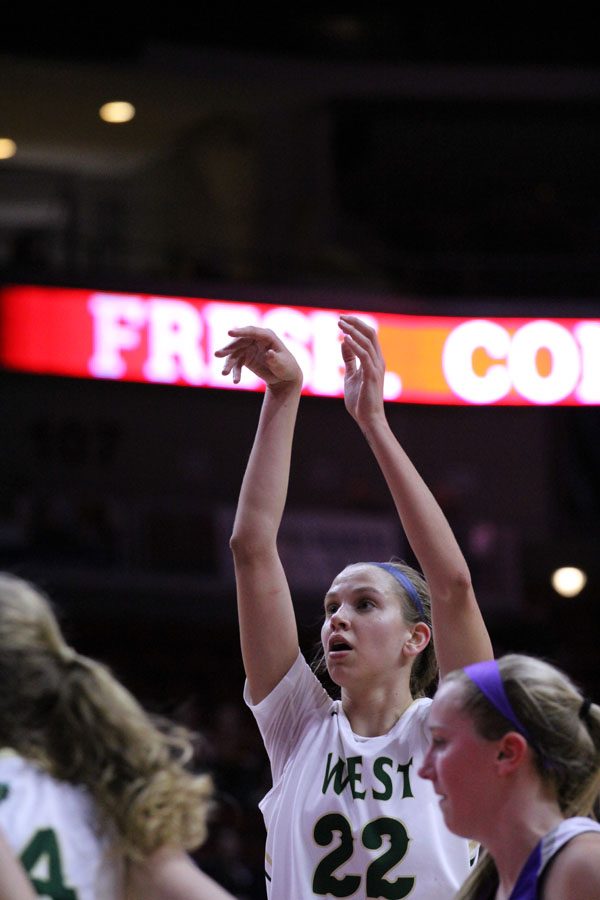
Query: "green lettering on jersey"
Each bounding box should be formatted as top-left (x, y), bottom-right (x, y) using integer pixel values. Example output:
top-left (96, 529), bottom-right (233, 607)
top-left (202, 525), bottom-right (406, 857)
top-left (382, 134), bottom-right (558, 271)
top-left (346, 757), bottom-right (366, 799)
top-left (322, 753), bottom-right (351, 795)
top-left (323, 755), bottom-right (415, 800)
top-left (20, 828), bottom-right (78, 899)
top-left (396, 758), bottom-right (414, 799)
top-left (372, 757), bottom-right (393, 800)
top-left (313, 814), bottom-right (415, 898)
top-left (0, 782), bottom-right (9, 802)
top-left (322, 754), bottom-right (367, 798)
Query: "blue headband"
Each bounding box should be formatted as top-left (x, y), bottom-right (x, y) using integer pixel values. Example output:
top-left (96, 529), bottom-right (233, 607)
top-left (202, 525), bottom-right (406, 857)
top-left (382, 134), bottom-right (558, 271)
top-left (463, 659), bottom-right (539, 753)
top-left (368, 562), bottom-right (426, 620)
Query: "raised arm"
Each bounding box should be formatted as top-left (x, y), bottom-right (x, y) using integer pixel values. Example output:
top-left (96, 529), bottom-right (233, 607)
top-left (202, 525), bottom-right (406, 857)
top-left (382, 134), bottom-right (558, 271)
top-left (215, 327), bottom-right (302, 703)
top-left (338, 314), bottom-right (493, 676)
top-left (127, 849), bottom-right (234, 900)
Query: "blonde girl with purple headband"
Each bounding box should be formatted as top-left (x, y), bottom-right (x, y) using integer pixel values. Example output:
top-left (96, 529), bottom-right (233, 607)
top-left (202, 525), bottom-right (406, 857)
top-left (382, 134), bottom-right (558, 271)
top-left (419, 655), bottom-right (600, 899)
top-left (216, 315), bottom-right (493, 899)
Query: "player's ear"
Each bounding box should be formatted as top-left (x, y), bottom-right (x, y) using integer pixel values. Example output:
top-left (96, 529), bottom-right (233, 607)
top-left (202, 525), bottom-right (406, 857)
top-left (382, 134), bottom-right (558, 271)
top-left (495, 732), bottom-right (529, 774)
top-left (405, 622), bottom-right (431, 658)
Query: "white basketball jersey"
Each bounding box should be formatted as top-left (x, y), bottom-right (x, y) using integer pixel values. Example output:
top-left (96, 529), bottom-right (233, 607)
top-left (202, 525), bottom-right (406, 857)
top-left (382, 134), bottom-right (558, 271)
top-left (245, 653), bottom-right (477, 899)
top-left (0, 751), bottom-right (123, 899)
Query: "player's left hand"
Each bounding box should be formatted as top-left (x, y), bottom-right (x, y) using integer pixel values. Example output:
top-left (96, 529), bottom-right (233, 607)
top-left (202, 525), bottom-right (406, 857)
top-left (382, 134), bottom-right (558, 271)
top-left (338, 315), bottom-right (386, 428)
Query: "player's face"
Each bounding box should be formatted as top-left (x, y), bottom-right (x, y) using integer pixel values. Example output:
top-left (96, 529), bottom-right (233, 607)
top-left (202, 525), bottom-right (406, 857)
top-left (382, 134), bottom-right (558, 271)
top-left (321, 564), bottom-right (414, 690)
top-left (418, 680), bottom-right (500, 840)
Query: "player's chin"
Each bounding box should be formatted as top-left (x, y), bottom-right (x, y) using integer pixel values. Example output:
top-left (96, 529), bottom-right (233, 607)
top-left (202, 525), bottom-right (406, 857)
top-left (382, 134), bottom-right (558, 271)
top-left (326, 658), bottom-right (354, 687)
top-left (438, 802), bottom-right (471, 839)
top-left (325, 657), bottom-right (342, 675)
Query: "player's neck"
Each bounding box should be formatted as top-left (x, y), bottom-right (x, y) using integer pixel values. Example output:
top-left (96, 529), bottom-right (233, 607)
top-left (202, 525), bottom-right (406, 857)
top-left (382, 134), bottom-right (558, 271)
top-left (486, 791), bottom-right (563, 899)
top-left (341, 684), bottom-right (414, 737)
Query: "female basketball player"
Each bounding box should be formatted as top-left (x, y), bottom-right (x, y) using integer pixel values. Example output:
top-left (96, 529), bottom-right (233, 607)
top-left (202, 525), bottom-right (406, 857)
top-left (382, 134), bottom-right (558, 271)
top-left (419, 654), bottom-right (600, 899)
top-left (216, 315), bottom-right (493, 898)
top-left (0, 572), bottom-right (233, 899)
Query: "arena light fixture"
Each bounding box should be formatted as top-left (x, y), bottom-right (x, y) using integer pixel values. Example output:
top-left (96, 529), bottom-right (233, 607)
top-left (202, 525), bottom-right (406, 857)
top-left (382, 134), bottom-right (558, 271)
top-left (99, 101), bottom-right (136, 124)
top-left (551, 566), bottom-right (587, 598)
top-left (0, 138), bottom-right (17, 159)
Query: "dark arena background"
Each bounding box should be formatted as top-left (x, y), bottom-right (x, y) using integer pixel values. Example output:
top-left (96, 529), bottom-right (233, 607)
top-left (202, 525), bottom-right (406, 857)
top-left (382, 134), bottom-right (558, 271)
top-left (1, 15), bottom-right (600, 897)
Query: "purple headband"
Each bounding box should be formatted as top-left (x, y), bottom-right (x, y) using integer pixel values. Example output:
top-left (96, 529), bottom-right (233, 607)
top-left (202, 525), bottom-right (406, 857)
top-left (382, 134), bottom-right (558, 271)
top-left (463, 659), bottom-right (537, 750)
top-left (368, 562), bottom-right (426, 620)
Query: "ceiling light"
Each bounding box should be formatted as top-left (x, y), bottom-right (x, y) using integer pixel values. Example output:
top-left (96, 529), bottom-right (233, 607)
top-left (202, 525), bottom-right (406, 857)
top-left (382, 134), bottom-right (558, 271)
top-left (0, 138), bottom-right (17, 160)
top-left (551, 566), bottom-right (587, 598)
top-left (99, 101), bottom-right (136, 124)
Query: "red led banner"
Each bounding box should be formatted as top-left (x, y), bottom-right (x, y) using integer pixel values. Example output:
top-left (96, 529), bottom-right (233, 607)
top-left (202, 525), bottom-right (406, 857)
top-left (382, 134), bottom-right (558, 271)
top-left (0, 284), bottom-right (599, 406)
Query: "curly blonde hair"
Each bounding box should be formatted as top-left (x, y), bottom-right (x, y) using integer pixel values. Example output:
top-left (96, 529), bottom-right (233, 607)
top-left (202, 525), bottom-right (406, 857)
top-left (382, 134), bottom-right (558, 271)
top-left (0, 572), bottom-right (213, 861)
